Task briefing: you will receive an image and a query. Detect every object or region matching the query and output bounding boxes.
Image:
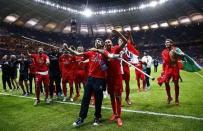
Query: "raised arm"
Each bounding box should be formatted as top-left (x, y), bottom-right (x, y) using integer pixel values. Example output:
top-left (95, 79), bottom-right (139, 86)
top-left (112, 30), bottom-right (128, 49)
top-left (63, 44), bottom-right (84, 56)
top-left (127, 31), bottom-right (135, 46)
top-left (89, 48), bottom-right (120, 59)
top-left (25, 45), bottom-right (31, 57)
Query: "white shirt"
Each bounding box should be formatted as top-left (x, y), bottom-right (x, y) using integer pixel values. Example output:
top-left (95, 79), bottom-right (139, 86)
top-left (141, 55), bottom-right (153, 68)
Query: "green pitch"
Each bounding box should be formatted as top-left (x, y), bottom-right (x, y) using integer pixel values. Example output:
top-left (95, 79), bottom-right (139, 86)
top-left (0, 66), bottom-right (203, 131)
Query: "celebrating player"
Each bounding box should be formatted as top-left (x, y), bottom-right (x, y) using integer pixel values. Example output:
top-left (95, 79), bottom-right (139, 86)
top-left (90, 30), bottom-right (128, 127)
top-left (134, 58), bottom-right (146, 92)
top-left (158, 39), bottom-right (184, 105)
top-left (59, 47), bottom-right (76, 102)
top-left (27, 47), bottom-right (50, 106)
top-left (66, 38), bottom-right (107, 126)
top-left (48, 47), bottom-right (62, 101)
top-left (18, 53), bottom-right (30, 96)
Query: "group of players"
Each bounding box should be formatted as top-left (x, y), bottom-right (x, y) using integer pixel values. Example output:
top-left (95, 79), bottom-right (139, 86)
top-left (1, 30), bottom-right (182, 127)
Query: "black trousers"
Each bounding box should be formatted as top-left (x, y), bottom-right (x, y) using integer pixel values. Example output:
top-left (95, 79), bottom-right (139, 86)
top-left (146, 68), bottom-right (151, 87)
top-left (29, 73), bottom-right (35, 94)
top-left (2, 73), bottom-right (12, 90)
top-left (49, 74), bottom-right (62, 97)
top-left (154, 66), bottom-right (158, 72)
top-left (79, 76), bottom-right (106, 119)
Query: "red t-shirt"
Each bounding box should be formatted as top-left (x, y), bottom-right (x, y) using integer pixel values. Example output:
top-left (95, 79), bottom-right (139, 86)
top-left (122, 54), bottom-right (130, 73)
top-left (135, 62), bottom-right (143, 75)
top-left (75, 56), bottom-right (86, 70)
top-left (29, 59), bottom-right (36, 75)
top-left (59, 54), bottom-right (76, 74)
top-left (84, 51), bottom-right (106, 79)
top-left (104, 45), bottom-right (122, 77)
top-left (162, 48), bottom-right (180, 72)
top-left (31, 54), bottom-right (49, 72)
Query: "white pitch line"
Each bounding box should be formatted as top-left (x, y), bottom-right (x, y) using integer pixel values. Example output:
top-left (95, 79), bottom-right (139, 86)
top-left (0, 93), bottom-right (203, 121)
top-left (195, 72), bottom-right (203, 78)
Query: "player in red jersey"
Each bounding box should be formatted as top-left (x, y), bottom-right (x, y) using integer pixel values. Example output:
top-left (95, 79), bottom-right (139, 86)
top-left (66, 38), bottom-right (108, 126)
top-left (89, 30), bottom-right (128, 127)
top-left (121, 52), bottom-right (131, 105)
top-left (158, 39), bottom-right (184, 105)
top-left (28, 58), bottom-right (36, 94)
top-left (27, 47), bottom-right (50, 106)
top-left (59, 49), bottom-right (76, 102)
top-left (74, 46), bottom-right (87, 100)
top-left (134, 59), bottom-right (146, 92)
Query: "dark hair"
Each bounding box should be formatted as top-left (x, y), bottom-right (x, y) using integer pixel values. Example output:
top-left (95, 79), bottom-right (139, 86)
top-left (95, 38), bottom-right (104, 47)
top-left (165, 39), bottom-right (174, 44)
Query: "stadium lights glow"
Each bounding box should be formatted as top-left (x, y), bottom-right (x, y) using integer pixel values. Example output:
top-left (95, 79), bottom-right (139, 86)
top-left (45, 22), bottom-right (57, 30)
top-left (169, 20), bottom-right (179, 26)
top-left (97, 28), bottom-right (106, 33)
top-left (82, 8), bottom-right (93, 17)
top-left (25, 18), bottom-right (39, 27)
top-left (150, 23), bottom-right (159, 29)
top-left (190, 14), bottom-right (203, 22)
top-left (142, 25), bottom-right (149, 30)
top-left (149, 1), bottom-right (158, 8)
top-left (106, 26), bottom-right (114, 33)
top-left (33, 0), bottom-right (171, 17)
top-left (62, 26), bottom-right (71, 33)
top-left (132, 26), bottom-right (140, 31)
top-left (115, 26), bottom-right (123, 32)
top-left (123, 26), bottom-right (132, 31)
top-left (160, 22), bottom-right (169, 27)
top-left (179, 17), bottom-right (191, 24)
top-left (80, 28), bottom-right (88, 33)
top-left (4, 15), bottom-right (19, 23)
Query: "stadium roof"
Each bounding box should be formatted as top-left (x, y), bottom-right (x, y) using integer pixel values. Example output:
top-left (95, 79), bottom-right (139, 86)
top-left (0, 0), bottom-right (203, 34)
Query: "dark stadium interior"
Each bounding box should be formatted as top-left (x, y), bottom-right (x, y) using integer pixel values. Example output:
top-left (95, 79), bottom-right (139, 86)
top-left (0, 0), bottom-right (203, 65)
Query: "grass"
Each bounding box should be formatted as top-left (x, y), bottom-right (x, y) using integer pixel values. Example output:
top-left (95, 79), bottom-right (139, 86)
top-left (0, 66), bottom-right (203, 131)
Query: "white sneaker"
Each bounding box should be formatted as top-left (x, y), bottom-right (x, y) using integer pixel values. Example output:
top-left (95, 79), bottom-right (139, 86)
top-left (63, 97), bottom-right (67, 102)
top-left (49, 98), bottom-right (53, 103)
top-left (45, 98), bottom-right (51, 104)
top-left (34, 100), bottom-right (40, 106)
top-left (70, 98), bottom-right (73, 102)
top-left (147, 86), bottom-right (151, 90)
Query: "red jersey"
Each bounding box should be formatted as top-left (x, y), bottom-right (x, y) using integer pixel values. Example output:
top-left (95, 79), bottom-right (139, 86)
top-left (29, 59), bottom-right (36, 75)
top-left (75, 56), bottom-right (86, 70)
top-left (122, 54), bottom-right (130, 74)
top-left (135, 61), bottom-right (146, 75)
top-left (84, 51), bottom-right (107, 79)
top-left (59, 54), bottom-right (76, 74)
top-left (104, 45), bottom-right (122, 77)
top-left (31, 54), bottom-right (49, 72)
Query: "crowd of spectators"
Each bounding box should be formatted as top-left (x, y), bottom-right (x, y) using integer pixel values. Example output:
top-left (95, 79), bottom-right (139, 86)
top-left (0, 22), bottom-right (203, 65)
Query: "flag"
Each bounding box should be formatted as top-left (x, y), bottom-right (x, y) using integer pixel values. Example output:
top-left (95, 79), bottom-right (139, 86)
top-left (127, 40), bottom-right (139, 56)
top-left (126, 40), bottom-right (139, 64)
top-left (182, 54), bottom-right (201, 72)
top-left (174, 47), bottom-right (201, 72)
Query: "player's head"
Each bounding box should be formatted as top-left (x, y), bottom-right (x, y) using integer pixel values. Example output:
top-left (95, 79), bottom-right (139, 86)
top-left (38, 47), bottom-right (44, 54)
top-left (2, 55), bottom-right (8, 60)
top-left (165, 39), bottom-right (174, 48)
top-left (144, 52), bottom-right (147, 56)
top-left (63, 43), bottom-right (68, 49)
top-left (52, 47), bottom-right (58, 54)
top-left (10, 55), bottom-right (16, 60)
top-left (95, 38), bottom-right (104, 49)
top-left (118, 38), bottom-right (123, 46)
top-left (104, 39), bottom-right (112, 50)
top-left (20, 53), bottom-right (25, 59)
top-left (70, 45), bottom-right (76, 51)
top-left (77, 46), bottom-right (84, 53)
